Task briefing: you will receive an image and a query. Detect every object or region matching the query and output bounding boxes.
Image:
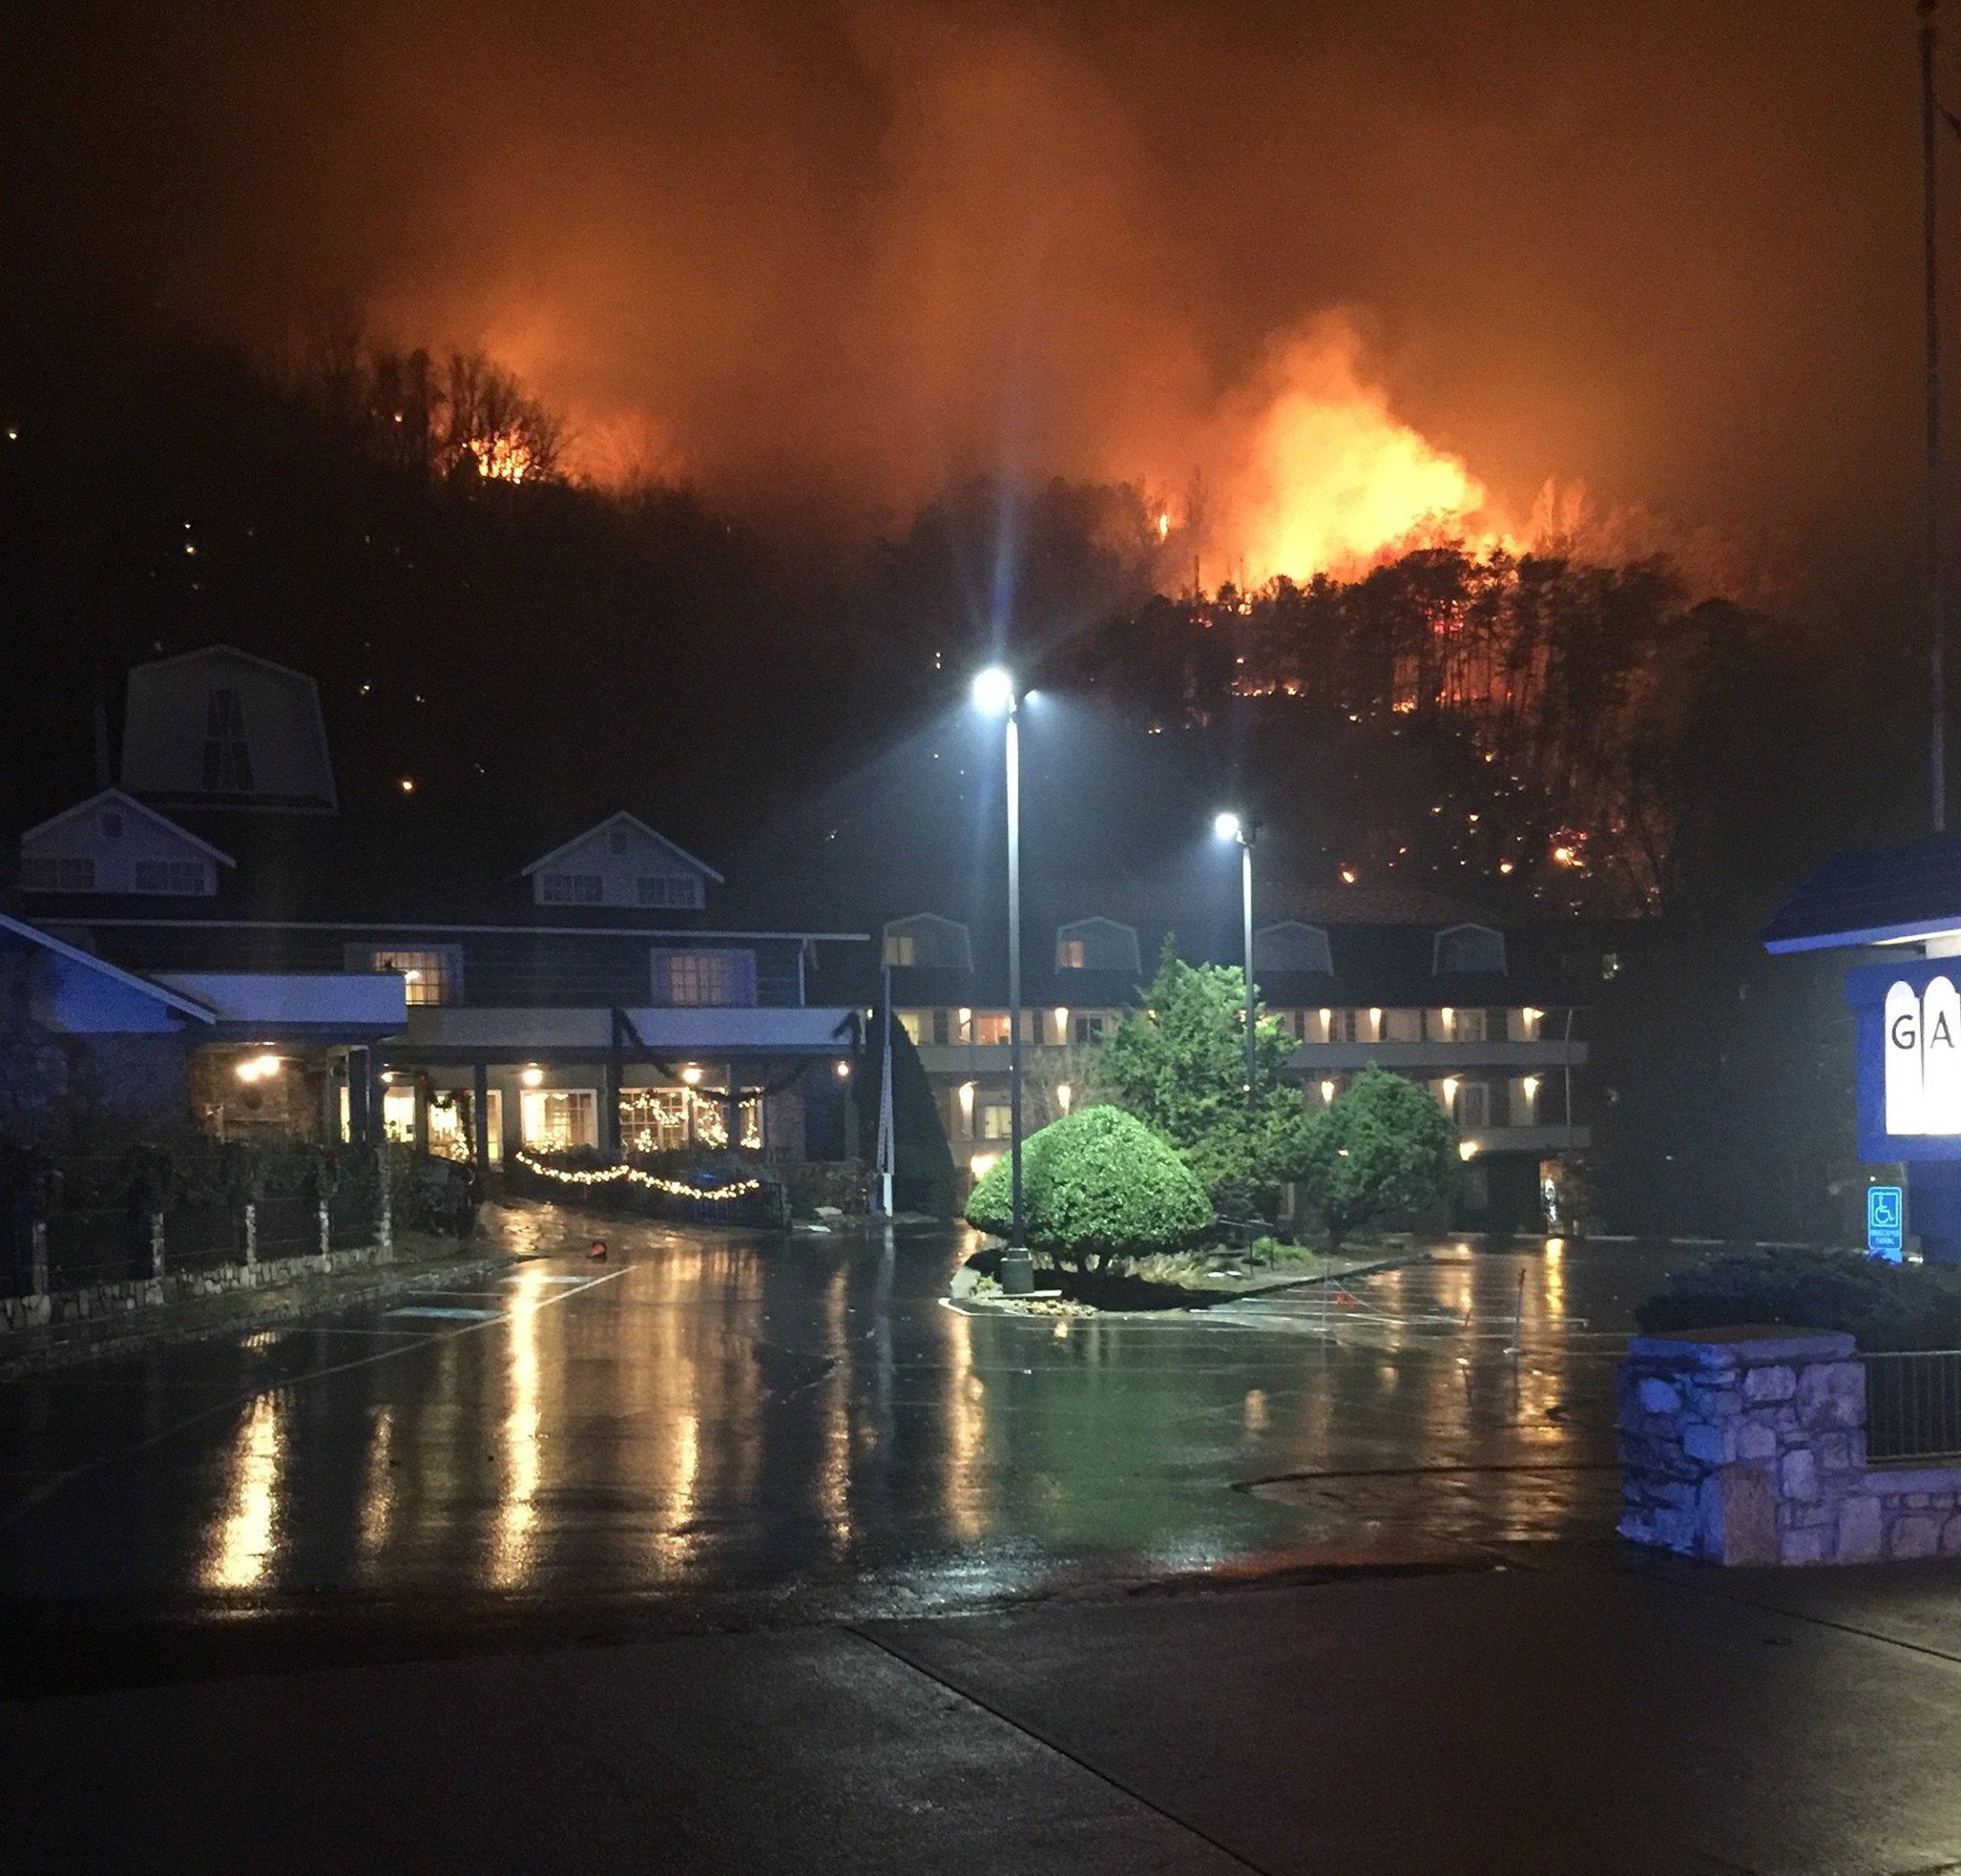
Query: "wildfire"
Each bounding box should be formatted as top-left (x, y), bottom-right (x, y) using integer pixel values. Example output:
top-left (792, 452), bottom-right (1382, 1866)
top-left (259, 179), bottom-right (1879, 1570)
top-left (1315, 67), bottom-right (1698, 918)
top-left (469, 432), bottom-right (535, 483)
top-left (1209, 315), bottom-right (1506, 586)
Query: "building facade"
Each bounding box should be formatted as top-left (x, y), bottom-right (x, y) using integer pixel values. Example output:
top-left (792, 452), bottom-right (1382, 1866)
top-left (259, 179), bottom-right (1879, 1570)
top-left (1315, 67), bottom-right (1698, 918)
top-left (16, 646), bottom-right (867, 1168)
top-left (864, 895), bottom-right (1589, 1231)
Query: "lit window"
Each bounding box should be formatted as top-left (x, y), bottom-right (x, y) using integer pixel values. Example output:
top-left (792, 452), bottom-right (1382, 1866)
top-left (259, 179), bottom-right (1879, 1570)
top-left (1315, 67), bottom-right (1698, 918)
top-left (1454, 1008), bottom-right (1488, 1044)
top-left (979, 1099), bottom-right (1014, 1140)
top-left (22, 855), bottom-right (95, 891)
top-left (882, 914), bottom-right (971, 970)
top-left (619, 1087), bottom-right (691, 1154)
top-left (636, 873), bottom-right (701, 908)
top-left (201, 687), bottom-right (254, 791)
top-left (652, 948), bottom-right (755, 1007)
top-left (1055, 919), bottom-right (1141, 972)
top-left (896, 1011), bottom-right (923, 1044)
top-left (133, 859), bottom-right (209, 895)
top-left (521, 1088), bottom-right (598, 1150)
top-left (351, 946), bottom-right (463, 1006)
top-left (969, 1012), bottom-right (1013, 1045)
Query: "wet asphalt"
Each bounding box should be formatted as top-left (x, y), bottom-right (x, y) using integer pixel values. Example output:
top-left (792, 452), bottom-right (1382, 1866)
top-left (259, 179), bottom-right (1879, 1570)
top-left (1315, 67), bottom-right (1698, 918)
top-left (0, 1206), bottom-right (1670, 1648)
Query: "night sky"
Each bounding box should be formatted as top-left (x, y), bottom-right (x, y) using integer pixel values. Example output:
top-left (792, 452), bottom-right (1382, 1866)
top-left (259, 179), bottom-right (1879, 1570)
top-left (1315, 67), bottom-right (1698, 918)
top-left (4, 1), bottom-right (1940, 587)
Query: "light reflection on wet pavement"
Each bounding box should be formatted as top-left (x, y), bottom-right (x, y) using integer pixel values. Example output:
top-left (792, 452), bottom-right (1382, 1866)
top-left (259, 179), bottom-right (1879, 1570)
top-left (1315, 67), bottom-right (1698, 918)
top-left (0, 1207), bottom-right (1688, 1623)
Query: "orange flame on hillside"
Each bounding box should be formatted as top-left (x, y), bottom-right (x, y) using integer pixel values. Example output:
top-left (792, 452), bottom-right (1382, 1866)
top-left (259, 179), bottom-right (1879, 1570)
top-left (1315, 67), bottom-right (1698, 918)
top-left (469, 432), bottom-right (536, 483)
top-left (1201, 316), bottom-right (1509, 586)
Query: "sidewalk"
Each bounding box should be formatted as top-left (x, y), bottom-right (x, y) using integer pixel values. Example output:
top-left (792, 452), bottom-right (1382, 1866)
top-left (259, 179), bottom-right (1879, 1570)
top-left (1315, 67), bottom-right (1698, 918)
top-left (12, 1556), bottom-right (1961, 1872)
top-left (0, 1234), bottom-right (520, 1379)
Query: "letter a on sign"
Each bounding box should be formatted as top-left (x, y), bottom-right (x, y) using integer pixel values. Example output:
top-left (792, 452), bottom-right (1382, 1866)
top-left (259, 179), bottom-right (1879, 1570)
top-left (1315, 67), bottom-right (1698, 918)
top-left (1887, 980), bottom-right (1926, 1135)
top-left (1927, 977), bottom-right (1961, 1132)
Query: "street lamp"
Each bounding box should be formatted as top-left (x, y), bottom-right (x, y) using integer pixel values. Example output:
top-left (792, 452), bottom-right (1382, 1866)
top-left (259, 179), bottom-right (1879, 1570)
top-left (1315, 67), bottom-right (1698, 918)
top-left (973, 667), bottom-right (1027, 1266)
top-left (1214, 812), bottom-right (1260, 1098)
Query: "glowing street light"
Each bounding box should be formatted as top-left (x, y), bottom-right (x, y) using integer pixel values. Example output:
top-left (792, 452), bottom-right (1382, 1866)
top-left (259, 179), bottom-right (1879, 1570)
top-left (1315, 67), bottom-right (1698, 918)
top-left (973, 666), bottom-right (1027, 1265)
top-left (972, 666), bottom-right (1014, 715)
top-left (1214, 811), bottom-right (1262, 1099)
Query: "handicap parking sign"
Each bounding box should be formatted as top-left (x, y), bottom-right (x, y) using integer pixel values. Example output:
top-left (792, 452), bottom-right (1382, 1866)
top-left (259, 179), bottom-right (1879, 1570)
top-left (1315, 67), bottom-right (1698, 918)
top-left (1867, 1184), bottom-right (1905, 1261)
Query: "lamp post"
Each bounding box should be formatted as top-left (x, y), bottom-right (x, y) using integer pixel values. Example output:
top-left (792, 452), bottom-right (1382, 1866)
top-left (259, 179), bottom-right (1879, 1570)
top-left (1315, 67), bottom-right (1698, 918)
top-left (1214, 812), bottom-right (1260, 1099)
top-left (973, 667), bottom-right (1028, 1271)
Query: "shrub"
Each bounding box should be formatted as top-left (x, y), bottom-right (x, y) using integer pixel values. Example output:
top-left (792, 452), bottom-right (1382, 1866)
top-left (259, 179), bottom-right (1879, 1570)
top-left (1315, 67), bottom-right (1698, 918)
top-left (1294, 1066), bottom-right (1458, 1247)
top-left (1635, 1247), bottom-right (1961, 1353)
top-left (964, 1104), bottom-right (1213, 1268)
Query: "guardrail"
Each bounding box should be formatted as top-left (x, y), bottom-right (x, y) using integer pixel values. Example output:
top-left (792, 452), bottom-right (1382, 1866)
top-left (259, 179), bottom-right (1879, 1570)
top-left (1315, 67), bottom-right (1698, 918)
top-left (1861, 1349), bottom-right (1961, 1462)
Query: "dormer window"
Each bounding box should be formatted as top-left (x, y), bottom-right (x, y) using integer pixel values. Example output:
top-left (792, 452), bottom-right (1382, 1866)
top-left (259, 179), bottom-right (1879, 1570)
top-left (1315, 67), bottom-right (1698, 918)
top-left (882, 913), bottom-right (972, 971)
top-left (1054, 919), bottom-right (1140, 973)
top-left (1433, 923), bottom-right (1506, 975)
top-left (1255, 922), bottom-right (1333, 974)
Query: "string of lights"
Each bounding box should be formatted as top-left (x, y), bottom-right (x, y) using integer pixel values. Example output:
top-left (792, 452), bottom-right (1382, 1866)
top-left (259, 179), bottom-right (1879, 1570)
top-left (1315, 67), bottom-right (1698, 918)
top-left (513, 1151), bottom-right (761, 1200)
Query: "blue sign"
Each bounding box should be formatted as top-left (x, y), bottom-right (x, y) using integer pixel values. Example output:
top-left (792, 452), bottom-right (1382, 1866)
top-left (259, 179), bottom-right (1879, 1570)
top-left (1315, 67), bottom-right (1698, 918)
top-left (1867, 1184), bottom-right (1905, 1261)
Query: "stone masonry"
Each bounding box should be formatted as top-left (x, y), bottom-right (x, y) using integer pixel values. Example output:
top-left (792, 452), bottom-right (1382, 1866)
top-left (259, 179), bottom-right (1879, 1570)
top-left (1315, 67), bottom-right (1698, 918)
top-left (1620, 1325), bottom-right (1961, 1566)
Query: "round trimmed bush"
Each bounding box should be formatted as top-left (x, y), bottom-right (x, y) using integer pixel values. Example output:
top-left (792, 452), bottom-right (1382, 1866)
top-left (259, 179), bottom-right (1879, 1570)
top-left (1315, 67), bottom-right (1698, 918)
top-left (964, 1104), bottom-right (1214, 1267)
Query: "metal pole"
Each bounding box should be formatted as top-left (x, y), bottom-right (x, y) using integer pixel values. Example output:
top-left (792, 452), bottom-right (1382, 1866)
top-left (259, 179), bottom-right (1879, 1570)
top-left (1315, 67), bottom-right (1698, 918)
top-left (879, 957), bottom-right (896, 1217)
top-left (1925, 0), bottom-right (1949, 832)
top-left (1242, 836), bottom-right (1256, 1099)
top-left (1006, 700), bottom-right (1024, 1249)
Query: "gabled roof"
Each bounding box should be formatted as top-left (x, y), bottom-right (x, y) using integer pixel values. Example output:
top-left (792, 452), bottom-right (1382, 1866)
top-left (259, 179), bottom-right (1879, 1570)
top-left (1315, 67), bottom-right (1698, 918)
top-left (130, 643), bottom-right (322, 686)
top-left (0, 912), bottom-right (216, 1022)
top-left (20, 789), bottom-right (237, 866)
top-left (1763, 835), bottom-right (1961, 954)
top-left (520, 812), bottom-right (726, 884)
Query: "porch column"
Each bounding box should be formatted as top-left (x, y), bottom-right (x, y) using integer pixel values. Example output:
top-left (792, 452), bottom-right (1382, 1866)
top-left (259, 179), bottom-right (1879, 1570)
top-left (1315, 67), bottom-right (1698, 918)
top-left (473, 1061), bottom-right (491, 1176)
top-left (412, 1076), bottom-right (430, 1155)
top-left (604, 1012), bottom-right (624, 1159)
top-left (725, 1061), bottom-right (742, 1152)
top-left (347, 1047), bottom-right (373, 1144)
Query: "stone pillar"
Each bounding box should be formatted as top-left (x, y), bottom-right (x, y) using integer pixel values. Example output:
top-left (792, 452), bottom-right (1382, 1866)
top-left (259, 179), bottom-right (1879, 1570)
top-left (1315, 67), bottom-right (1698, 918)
top-left (1620, 1327), bottom-right (1865, 1565)
top-left (318, 1199), bottom-right (332, 1260)
top-left (412, 1077), bottom-right (430, 1156)
top-left (378, 1163), bottom-right (393, 1262)
top-left (242, 1200), bottom-right (258, 1268)
top-left (347, 1047), bottom-right (371, 1143)
top-left (29, 1219), bottom-right (48, 1298)
top-left (149, 1211), bottom-right (166, 1281)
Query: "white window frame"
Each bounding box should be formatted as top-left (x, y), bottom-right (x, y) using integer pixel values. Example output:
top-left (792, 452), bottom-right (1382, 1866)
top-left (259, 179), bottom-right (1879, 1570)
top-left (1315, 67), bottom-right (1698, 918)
top-left (132, 858), bottom-right (210, 896)
top-left (521, 1087), bottom-right (599, 1151)
top-left (541, 872), bottom-right (604, 905)
top-left (347, 944), bottom-right (465, 1006)
top-left (651, 947), bottom-right (757, 1008)
top-left (635, 873), bottom-right (702, 909)
top-left (22, 855), bottom-right (96, 892)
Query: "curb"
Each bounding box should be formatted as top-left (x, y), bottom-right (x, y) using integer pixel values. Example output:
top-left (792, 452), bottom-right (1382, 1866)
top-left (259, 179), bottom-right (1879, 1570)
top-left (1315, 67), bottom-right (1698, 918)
top-left (0, 1248), bottom-right (523, 1380)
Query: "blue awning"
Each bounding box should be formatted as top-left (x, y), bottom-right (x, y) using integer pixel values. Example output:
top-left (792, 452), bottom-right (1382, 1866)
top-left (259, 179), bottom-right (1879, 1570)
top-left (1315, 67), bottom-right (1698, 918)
top-left (1763, 834), bottom-right (1961, 954)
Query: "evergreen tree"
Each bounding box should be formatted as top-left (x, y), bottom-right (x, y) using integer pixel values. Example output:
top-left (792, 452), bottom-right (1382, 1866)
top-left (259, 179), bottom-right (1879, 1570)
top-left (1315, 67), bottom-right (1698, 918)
top-left (1096, 939), bottom-right (1306, 1217)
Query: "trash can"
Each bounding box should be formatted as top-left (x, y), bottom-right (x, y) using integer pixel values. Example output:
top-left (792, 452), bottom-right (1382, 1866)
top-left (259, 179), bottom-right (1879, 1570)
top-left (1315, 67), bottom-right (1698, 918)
top-left (1000, 1249), bottom-right (1034, 1295)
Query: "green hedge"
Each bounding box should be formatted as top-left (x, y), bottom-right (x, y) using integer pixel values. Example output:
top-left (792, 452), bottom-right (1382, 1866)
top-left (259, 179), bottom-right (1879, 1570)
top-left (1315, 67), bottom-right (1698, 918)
top-left (965, 1105), bottom-right (1213, 1267)
top-left (1636, 1247), bottom-right (1961, 1353)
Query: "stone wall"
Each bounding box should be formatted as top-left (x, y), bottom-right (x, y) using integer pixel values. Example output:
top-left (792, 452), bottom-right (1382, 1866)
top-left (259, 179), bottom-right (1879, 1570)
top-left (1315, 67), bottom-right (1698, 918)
top-left (0, 1238), bottom-right (396, 1335)
top-left (1620, 1325), bottom-right (1961, 1565)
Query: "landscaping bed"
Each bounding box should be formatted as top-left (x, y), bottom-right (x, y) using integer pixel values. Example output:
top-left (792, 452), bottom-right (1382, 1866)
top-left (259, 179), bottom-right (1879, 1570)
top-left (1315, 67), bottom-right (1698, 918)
top-left (1636, 1245), bottom-right (1961, 1353)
